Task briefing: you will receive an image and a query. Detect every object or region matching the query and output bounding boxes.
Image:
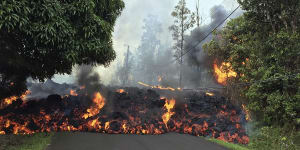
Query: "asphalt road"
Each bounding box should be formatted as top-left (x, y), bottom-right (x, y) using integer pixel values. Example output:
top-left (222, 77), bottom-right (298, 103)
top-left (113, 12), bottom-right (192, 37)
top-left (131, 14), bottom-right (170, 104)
top-left (46, 132), bottom-right (228, 150)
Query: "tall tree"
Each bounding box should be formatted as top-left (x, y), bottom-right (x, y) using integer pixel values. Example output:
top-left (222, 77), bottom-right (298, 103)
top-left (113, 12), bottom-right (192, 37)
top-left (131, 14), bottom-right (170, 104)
top-left (116, 46), bottom-right (133, 86)
top-left (135, 15), bottom-right (162, 84)
top-left (169, 0), bottom-right (195, 88)
top-left (0, 0), bottom-right (124, 100)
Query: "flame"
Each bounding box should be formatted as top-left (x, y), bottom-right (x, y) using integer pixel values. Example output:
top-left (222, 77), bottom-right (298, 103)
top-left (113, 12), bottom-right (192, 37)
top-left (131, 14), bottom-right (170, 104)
top-left (116, 89), bottom-right (126, 93)
top-left (206, 92), bottom-right (214, 96)
top-left (213, 60), bottom-right (237, 85)
top-left (0, 88), bottom-right (249, 144)
top-left (82, 92), bottom-right (106, 119)
top-left (242, 104), bottom-right (251, 121)
top-left (105, 122), bottom-right (110, 130)
top-left (2, 90), bottom-right (31, 106)
top-left (70, 90), bottom-right (78, 96)
top-left (162, 99), bottom-right (176, 127)
top-left (138, 82), bottom-right (176, 91)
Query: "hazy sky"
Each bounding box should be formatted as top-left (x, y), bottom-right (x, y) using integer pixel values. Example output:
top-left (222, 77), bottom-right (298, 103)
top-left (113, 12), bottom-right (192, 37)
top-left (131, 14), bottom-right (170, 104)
top-left (53, 0), bottom-right (239, 85)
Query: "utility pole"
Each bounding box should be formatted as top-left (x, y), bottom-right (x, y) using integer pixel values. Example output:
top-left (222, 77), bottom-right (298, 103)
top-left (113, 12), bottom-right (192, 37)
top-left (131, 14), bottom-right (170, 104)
top-left (196, 0), bottom-right (202, 27)
top-left (122, 45), bottom-right (130, 86)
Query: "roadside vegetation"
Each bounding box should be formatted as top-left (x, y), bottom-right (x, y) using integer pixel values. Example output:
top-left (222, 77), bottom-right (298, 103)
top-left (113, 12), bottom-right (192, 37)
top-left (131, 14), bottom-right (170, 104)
top-left (0, 133), bottom-right (53, 150)
top-left (208, 138), bottom-right (249, 150)
top-left (204, 0), bottom-right (300, 149)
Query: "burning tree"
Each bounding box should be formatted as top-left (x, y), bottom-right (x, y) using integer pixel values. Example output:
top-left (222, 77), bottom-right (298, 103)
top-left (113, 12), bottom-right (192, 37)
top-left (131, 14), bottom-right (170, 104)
top-left (169, 0), bottom-right (195, 88)
top-left (0, 0), bottom-right (124, 100)
top-left (204, 0), bottom-right (300, 127)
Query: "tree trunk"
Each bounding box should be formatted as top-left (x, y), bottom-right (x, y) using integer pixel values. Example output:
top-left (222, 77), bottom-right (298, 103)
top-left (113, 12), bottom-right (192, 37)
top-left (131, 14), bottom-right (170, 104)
top-left (179, 6), bottom-right (184, 88)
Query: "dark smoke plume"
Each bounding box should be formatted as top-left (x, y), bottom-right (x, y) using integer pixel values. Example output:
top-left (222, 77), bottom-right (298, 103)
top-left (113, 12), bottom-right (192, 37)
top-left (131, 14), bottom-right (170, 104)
top-left (75, 65), bottom-right (103, 96)
top-left (182, 5), bottom-right (229, 88)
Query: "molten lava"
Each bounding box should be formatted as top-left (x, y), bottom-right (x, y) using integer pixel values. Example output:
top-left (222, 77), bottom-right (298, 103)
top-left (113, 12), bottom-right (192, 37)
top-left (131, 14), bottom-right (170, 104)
top-left (138, 82), bottom-right (176, 91)
top-left (0, 88), bottom-right (249, 144)
top-left (206, 92), bottom-right (214, 96)
top-left (162, 98), bottom-right (176, 127)
top-left (1, 90), bottom-right (31, 108)
top-left (82, 92), bottom-right (106, 119)
top-left (70, 90), bottom-right (78, 96)
top-left (213, 60), bottom-right (237, 85)
top-left (116, 89), bottom-right (126, 93)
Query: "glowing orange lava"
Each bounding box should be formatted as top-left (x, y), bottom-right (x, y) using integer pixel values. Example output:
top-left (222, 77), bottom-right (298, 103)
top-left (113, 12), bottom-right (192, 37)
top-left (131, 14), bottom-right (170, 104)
top-left (82, 92), bottom-right (106, 119)
top-left (138, 82), bottom-right (176, 91)
top-left (206, 92), bottom-right (214, 96)
top-left (1, 90), bottom-right (31, 107)
top-left (116, 89), bottom-right (126, 93)
top-left (162, 98), bottom-right (176, 128)
top-left (70, 90), bottom-right (78, 96)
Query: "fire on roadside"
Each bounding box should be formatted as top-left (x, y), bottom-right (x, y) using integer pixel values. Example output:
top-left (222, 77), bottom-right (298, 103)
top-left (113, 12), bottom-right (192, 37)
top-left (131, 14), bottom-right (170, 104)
top-left (0, 88), bottom-right (249, 144)
top-left (82, 92), bottom-right (106, 119)
top-left (138, 82), bottom-right (179, 91)
top-left (213, 60), bottom-right (237, 85)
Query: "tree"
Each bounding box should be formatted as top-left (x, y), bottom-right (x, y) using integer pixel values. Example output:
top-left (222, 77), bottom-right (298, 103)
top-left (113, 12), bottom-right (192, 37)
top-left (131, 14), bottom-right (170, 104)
top-left (0, 0), bottom-right (124, 99)
top-left (135, 15), bottom-right (162, 85)
top-left (169, 0), bottom-right (195, 88)
top-left (204, 0), bottom-right (300, 126)
top-left (116, 46), bottom-right (133, 86)
top-left (237, 0), bottom-right (300, 33)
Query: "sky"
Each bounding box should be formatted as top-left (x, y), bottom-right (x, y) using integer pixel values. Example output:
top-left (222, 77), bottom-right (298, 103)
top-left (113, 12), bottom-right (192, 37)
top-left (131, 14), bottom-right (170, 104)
top-left (53, 0), bottom-right (240, 85)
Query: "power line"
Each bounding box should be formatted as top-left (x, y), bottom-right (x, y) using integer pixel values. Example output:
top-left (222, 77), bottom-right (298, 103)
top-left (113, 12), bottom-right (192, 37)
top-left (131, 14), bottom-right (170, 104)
top-left (173, 5), bottom-right (241, 63)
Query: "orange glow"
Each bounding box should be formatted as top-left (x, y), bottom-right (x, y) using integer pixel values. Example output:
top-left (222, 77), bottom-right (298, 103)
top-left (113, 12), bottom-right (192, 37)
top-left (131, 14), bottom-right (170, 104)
top-left (2, 90), bottom-right (31, 106)
top-left (116, 89), bottom-right (126, 93)
top-left (82, 92), bottom-right (106, 119)
top-left (138, 82), bottom-right (176, 91)
top-left (162, 98), bottom-right (176, 127)
top-left (213, 60), bottom-right (237, 85)
top-left (105, 122), bottom-right (110, 130)
top-left (0, 88), bottom-right (249, 144)
top-left (242, 104), bottom-right (251, 121)
top-left (70, 90), bottom-right (78, 96)
top-left (206, 92), bottom-right (214, 96)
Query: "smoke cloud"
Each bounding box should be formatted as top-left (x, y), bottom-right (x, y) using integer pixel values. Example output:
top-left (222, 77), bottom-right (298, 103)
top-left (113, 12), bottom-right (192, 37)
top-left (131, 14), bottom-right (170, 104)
top-left (75, 65), bottom-right (103, 96)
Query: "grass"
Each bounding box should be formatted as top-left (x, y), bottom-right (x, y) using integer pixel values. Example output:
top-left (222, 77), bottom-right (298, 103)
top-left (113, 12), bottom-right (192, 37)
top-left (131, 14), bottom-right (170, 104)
top-left (0, 133), bottom-right (53, 150)
top-left (207, 138), bottom-right (249, 150)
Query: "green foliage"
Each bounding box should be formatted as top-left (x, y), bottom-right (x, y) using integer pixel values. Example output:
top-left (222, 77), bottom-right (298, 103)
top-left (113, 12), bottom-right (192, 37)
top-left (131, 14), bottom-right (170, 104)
top-left (0, 133), bottom-right (53, 150)
top-left (248, 126), bottom-right (298, 150)
top-left (0, 0), bottom-right (124, 99)
top-left (208, 138), bottom-right (249, 150)
top-left (204, 1), bottom-right (300, 126)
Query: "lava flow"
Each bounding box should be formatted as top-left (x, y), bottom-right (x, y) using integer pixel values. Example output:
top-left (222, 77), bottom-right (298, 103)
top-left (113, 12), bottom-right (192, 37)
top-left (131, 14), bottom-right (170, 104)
top-left (0, 87), bottom-right (249, 144)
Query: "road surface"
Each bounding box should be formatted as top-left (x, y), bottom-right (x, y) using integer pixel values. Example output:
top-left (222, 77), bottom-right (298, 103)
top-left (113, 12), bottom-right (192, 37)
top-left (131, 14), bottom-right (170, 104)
top-left (47, 132), bottom-right (228, 150)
